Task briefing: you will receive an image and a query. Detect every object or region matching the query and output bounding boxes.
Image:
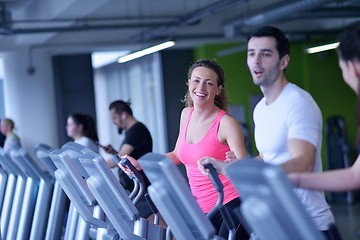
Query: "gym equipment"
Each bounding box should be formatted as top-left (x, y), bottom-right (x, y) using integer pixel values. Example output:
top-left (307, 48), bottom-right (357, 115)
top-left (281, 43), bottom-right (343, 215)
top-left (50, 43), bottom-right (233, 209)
top-left (51, 142), bottom-right (165, 239)
top-left (225, 158), bottom-right (326, 240)
top-left (112, 155), bottom-right (161, 225)
top-left (50, 147), bottom-right (111, 240)
top-left (34, 143), bottom-right (69, 240)
top-left (240, 123), bottom-right (253, 156)
top-left (326, 116), bottom-right (356, 203)
top-left (0, 148), bottom-right (26, 239)
top-left (0, 158), bottom-right (7, 212)
top-left (83, 152), bottom-right (164, 239)
top-left (138, 152), bottom-right (219, 240)
top-left (204, 164), bottom-right (236, 240)
top-left (112, 155), bottom-right (145, 204)
top-left (9, 146), bottom-right (53, 240)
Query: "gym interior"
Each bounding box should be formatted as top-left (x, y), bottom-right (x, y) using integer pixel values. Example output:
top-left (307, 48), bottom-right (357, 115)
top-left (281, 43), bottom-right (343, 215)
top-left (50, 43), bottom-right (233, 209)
top-left (0, 1), bottom-right (359, 239)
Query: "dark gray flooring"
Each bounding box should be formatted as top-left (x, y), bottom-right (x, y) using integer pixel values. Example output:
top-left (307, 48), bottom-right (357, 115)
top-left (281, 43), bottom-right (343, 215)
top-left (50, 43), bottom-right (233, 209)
top-left (330, 202), bottom-right (360, 240)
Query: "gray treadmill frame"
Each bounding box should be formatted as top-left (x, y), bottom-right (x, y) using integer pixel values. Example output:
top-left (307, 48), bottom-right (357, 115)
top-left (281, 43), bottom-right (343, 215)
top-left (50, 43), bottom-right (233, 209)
top-left (138, 152), bottom-right (217, 240)
top-left (67, 142), bottom-right (164, 240)
top-left (225, 159), bottom-right (326, 240)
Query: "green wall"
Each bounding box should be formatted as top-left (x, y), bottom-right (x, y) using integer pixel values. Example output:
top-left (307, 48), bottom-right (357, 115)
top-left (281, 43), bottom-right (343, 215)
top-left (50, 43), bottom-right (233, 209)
top-left (194, 40), bottom-right (357, 169)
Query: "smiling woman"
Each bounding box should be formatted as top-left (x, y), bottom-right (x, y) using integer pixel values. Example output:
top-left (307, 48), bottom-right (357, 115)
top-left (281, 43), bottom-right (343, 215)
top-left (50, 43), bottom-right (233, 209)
top-left (163, 59), bottom-right (249, 239)
top-left (120, 59), bottom-right (250, 239)
top-left (183, 59), bottom-right (228, 111)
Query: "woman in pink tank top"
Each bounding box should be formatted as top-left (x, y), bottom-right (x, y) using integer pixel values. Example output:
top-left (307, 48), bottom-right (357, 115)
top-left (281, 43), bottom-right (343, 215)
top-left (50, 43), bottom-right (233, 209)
top-left (165, 59), bottom-right (249, 239)
top-left (120, 59), bottom-right (250, 239)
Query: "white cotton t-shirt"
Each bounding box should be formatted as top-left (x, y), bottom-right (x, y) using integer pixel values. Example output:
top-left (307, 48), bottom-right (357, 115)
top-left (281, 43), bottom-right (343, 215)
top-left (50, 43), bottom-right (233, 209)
top-left (75, 136), bottom-right (99, 153)
top-left (253, 83), bottom-right (334, 231)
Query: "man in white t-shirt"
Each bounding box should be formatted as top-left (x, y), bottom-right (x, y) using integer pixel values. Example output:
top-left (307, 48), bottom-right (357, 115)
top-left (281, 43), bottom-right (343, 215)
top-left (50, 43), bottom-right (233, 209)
top-left (200, 26), bottom-right (341, 239)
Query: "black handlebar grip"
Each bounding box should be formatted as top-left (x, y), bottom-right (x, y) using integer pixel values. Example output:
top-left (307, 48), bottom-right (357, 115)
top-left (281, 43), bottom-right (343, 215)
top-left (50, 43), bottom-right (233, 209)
top-left (112, 155), bottom-right (135, 180)
top-left (204, 164), bottom-right (224, 192)
top-left (112, 155), bottom-right (121, 165)
top-left (120, 158), bottom-right (143, 182)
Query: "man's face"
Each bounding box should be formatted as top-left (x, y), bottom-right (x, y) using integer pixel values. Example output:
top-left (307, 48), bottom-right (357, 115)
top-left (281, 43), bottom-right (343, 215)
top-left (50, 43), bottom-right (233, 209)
top-left (339, 58), bottom-right (359, 93)
top-left (247, 36), bottom-right (284, 87)
top-left (110, 108), bottom-right (124, 133)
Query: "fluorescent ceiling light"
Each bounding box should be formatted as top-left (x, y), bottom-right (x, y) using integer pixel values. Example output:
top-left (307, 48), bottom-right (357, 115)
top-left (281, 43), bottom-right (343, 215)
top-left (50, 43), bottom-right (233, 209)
top-left (118, 41), bottom-right (176, 63)
top-left (306, 42), bottom-right (339, 54)
top-left (92, 50), bottom-right (130, 68)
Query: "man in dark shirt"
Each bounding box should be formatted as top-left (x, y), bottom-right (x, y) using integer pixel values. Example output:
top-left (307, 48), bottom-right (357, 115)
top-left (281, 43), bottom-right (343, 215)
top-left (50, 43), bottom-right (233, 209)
top-left (103, 100), bottom-right (153, 218)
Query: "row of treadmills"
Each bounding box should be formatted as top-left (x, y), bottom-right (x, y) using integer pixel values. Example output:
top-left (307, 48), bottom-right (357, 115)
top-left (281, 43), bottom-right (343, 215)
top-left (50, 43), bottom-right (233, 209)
top-left (0, 142), bottom-right (328, 240)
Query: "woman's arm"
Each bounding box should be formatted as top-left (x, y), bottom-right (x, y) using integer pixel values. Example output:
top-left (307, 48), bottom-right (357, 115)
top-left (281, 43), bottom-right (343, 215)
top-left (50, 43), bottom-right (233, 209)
top-left (218, 114), bottom-right (248, 159)
top-left (289, 154), bottom-right (360, 191)
top-left (198, 114), bottom-right (248, 176)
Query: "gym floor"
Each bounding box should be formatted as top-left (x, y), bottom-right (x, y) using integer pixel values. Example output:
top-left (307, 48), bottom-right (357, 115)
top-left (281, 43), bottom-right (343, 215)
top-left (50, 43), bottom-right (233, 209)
top-left (330, 202), bottom-right (360, 240)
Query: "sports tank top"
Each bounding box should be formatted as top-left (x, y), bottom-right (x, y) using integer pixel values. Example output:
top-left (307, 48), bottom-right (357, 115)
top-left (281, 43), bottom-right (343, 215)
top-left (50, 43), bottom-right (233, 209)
top-left (177, 108), bottom-right (240, 213)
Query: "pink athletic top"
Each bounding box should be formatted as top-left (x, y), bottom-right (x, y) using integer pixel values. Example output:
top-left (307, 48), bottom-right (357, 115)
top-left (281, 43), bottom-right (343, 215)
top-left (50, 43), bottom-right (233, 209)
top-left (177, 108), bottom-right (240, 213)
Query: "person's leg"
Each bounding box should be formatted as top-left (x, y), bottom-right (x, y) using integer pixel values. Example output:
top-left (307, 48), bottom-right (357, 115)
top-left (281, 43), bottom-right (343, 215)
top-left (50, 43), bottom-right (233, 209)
top-left (146, 213), bottom-right (167, 229)
top-left (209, 210), bottom-right (222, 234)
top-left (321, 224), bottom-right (343, 240)
top-left (216, 198), bottom-right (250, 240)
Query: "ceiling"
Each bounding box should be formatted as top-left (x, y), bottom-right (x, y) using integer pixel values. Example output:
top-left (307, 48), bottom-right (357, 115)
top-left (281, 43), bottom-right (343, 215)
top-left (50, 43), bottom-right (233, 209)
top-left (0, 0), bottom-right (359, 54)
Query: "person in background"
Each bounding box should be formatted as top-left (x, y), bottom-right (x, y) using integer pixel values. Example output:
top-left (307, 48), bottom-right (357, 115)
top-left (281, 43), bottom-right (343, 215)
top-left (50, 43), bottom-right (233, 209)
top-left (0, 119), bottom-right (5, 148)
top-left (198, 26), bottom-right (341, 239)
top-left (289, 21), bottom-right (360, 193)
top-left (103, 100), bottom-right (153, 166)
top-left (0, 118), bottom-right (21, 152)
top-left (66, 113), bottom-right (99, 153)
top-left (120, 59), bottom-right (249, 239)
top-left (102, 100), bottom-right (154, 219)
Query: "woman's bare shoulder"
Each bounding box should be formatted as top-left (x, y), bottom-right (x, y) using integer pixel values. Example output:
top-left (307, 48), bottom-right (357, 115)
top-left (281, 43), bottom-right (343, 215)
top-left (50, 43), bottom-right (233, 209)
top-left (221, 112), bottom-right (241, 127)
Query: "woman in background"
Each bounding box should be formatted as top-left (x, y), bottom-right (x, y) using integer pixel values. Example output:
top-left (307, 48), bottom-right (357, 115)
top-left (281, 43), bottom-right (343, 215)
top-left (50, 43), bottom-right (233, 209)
top-left (0, 118), bottom-right (21, 152)
top-left (66, 113), bottom-right (99, 153)
top-left (289, 21), bottom-right (360, 192)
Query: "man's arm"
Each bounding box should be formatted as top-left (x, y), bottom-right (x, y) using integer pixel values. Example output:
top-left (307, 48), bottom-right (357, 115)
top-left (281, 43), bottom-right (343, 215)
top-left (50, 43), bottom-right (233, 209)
top-left (106, 143), bottom-right (134, 168)
top-left (281, 139), bottom-right (316, 173)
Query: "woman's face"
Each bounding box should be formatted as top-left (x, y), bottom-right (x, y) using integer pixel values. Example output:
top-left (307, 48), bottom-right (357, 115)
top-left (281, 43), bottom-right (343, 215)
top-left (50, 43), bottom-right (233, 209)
top-left (0, 121), bottom-right (9, 135)
top-left (66, 117), bottom-right (81, 138)
top-left (187, 66), bottom-right (222, 107)
top-left (339, 58), bottom-right (359, 93)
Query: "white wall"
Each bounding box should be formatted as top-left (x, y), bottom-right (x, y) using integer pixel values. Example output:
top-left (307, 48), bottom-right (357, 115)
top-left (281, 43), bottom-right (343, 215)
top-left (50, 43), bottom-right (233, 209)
top-left (2, 48), bottom-right (59, 157)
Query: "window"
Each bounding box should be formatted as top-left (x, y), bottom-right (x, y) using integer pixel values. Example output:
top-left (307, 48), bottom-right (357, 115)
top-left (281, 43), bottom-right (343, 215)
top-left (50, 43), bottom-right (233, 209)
top-left (93, 52), bottom-right (168, 154)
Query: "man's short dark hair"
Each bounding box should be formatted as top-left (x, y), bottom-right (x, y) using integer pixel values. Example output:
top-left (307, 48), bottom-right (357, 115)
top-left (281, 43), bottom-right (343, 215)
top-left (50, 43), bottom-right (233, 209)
top-left (109, 100), bottom-right (133, 116)
top-left (247, 26), bottom-right (290, 59)
top-left (338, 21), bottom-right (360, 62)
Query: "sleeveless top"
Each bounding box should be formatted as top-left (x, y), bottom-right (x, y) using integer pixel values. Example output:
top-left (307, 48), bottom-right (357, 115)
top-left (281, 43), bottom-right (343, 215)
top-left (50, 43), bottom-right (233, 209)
top-left (177, 108), bottom-right (240, 213)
